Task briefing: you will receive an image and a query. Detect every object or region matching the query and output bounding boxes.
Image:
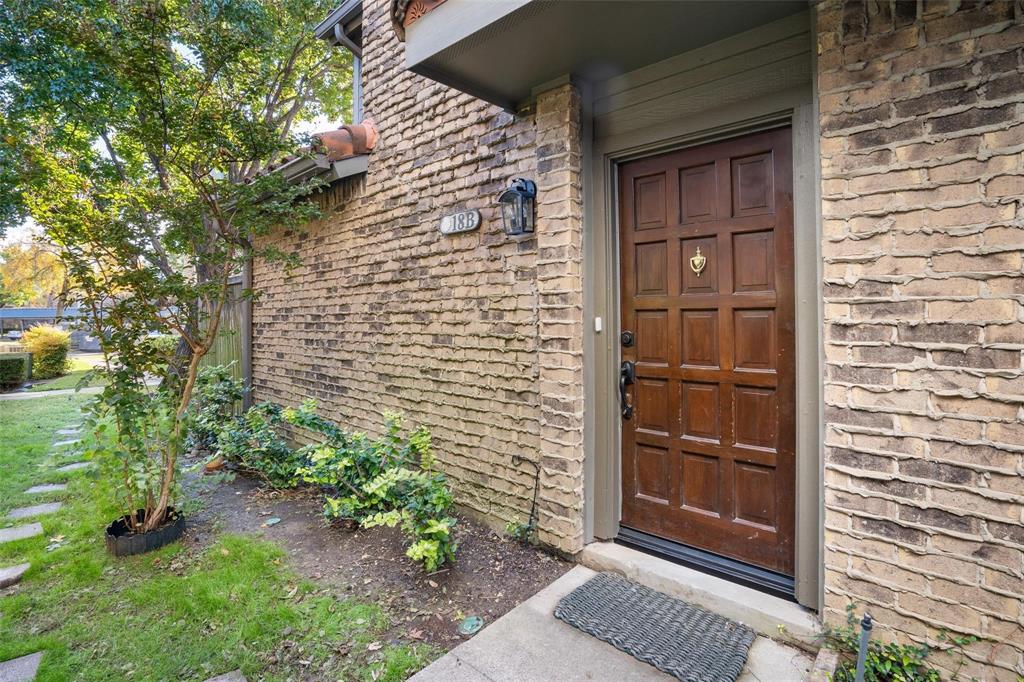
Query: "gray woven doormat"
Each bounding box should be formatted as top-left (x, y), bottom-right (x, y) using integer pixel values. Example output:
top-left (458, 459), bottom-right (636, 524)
top-left (554, 571), bottom-right (755, 682)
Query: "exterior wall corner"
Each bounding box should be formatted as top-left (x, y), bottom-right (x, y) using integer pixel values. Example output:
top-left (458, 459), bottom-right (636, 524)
top-left (816, 2), bottom-right (1024, 678)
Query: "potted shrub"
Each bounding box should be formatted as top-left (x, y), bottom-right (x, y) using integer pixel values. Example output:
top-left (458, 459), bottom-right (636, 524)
top-left (3, 1), bottom-right (349, 555)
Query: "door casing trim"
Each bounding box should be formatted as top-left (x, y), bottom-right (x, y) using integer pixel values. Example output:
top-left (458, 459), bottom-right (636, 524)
top-left (582, 31), bottom-right (823, 608)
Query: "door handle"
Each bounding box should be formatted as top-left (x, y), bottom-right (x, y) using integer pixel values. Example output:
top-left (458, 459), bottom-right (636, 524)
top-left (620, 360), bottom-right (635, 420)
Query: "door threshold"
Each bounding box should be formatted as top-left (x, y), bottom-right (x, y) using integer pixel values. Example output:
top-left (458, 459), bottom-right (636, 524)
top-left (616, 526), bottom-right (794, 600)
top-left (579, 540), bottom-right (820, 651)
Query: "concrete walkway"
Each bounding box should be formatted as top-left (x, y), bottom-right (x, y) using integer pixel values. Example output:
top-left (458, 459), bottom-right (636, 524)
top-left (411, 566), bottom-right (813, 682)
top-left (0, 386), bottom-right (105, 401)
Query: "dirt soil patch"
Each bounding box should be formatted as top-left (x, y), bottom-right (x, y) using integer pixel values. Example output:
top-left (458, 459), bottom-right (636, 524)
top-left (186, 468), bottom-right (572, 655)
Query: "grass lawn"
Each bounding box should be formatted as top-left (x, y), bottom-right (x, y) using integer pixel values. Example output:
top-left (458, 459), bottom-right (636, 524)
top-left (27, 353), bottom-right (107, 393)
top-left (0, 395), bottom-right (434, 681)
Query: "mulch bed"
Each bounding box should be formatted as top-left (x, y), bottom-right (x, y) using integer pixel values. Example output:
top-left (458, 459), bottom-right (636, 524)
top-left (183, 466), bottom-right (571, 653)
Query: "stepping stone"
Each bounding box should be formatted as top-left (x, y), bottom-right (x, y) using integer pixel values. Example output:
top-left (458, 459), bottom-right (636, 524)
top-left (0, 652), bottom-right (42, 682)
top-left (6, 503), bottom-right (62, 520)
top-left (0, 523), bottom-right (44, 545)
top-left (204, 671), bottom-right (247, 682)
top-left (24, 484), bottom-right (66, 494)
top-left (52, 439), bottom-right (79, 448)
top-left (56, 428), bottom-right (81, 436)
top-left (55, 462), bottom-right (91, 473)
top-left (0, 647), bottom-right (42, 679)
top-left (0, 563), bottom-right (30, 589)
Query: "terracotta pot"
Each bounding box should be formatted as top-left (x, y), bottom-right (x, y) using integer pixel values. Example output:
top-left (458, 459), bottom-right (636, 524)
top-left (105, 508), bottom-right (185, 557)
top-left (311, 121), bottom-right (378, 160)
top-left (204, 455), bottom-right (226, 473)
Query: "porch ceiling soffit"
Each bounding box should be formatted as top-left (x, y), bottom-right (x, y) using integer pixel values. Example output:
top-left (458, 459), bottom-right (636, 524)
top-left (402, 0), bottom-right (808, 110)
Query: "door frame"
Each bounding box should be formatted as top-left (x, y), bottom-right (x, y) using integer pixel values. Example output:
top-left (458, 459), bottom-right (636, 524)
top-left (582, 72), bottom-right (823, 608)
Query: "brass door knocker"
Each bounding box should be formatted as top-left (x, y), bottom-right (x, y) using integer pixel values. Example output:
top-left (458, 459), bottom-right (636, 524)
top-left (690, 247), bottom-right (707, 277)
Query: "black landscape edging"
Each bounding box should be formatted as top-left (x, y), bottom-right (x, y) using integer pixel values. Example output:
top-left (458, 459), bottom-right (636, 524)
top-left (105, 508), bottom-right (185, 557)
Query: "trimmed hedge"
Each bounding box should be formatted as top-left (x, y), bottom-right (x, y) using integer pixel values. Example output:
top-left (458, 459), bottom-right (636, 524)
top-left (22, 325), bottom-right (70, 380)
top-left (0, 353), bottom-right (31, 389)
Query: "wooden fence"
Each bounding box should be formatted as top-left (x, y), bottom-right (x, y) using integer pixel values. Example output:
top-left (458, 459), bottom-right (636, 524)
top-left (200, 276), bottom-right (245, 384)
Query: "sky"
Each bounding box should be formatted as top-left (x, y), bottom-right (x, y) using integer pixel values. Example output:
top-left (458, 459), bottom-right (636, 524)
top-left (2, 218), bottom-right (37, 248)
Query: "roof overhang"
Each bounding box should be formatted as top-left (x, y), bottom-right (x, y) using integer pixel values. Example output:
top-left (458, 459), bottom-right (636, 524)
top-left (404, 0), bottom-right (809, 110)
top-left (268, 153), bottom-right (369, 186)
top-left (273, 154), bottom-right (333, 185)
top-left (316, 0), bottom-right (363, 57)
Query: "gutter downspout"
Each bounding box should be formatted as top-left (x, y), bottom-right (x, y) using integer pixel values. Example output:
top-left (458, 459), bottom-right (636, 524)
top-left (242, 257), bottom-right (253, 410)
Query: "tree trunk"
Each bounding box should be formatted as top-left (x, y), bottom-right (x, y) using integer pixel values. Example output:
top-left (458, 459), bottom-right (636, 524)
top-left (163, 334), bottom-right (193, 395)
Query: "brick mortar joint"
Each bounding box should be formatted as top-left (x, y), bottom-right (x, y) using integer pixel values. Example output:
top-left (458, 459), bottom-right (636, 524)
top-left (826, 469), bottom-right (1024, 505)
top-left (825, 542), bottom-right (1021, 584)
top-left (824, 502), bottom-right (1024, 553)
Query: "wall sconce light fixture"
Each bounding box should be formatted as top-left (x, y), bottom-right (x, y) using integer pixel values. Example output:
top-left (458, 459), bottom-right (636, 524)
top-left (497, 178), bottom-right (536, 237)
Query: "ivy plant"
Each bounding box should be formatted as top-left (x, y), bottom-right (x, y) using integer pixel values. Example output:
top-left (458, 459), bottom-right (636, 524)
top-left (288, 403), bottom-right (457, 572)
top-left (188, 364), bottom-right (245, 451)
top-left (216, 402), bottom-right (303, 489)
top-left (825, 603), bottom-right (978, 682)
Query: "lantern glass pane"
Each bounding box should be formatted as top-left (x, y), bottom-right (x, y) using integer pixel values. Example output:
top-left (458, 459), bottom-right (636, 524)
top-left (501, 200), bottom-right (520, 235)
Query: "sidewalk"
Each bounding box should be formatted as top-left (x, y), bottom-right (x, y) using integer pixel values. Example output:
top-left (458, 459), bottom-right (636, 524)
top-left (411, 566), bottom-right (813, 682)
top-left (0, 386), bottom-right (105, 400)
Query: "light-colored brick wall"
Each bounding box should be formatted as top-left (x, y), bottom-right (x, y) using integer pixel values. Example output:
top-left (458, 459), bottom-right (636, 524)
top-left (251, 0), bottom-right (585, 553)
top-left (817, 1), bottom-right (1023, 678)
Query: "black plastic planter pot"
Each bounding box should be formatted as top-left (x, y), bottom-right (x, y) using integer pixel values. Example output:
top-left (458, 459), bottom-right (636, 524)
top-left (105, 508), bottom-right (185, 557)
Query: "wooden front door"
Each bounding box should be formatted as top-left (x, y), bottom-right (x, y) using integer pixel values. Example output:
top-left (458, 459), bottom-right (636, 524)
top-left (618, 127), bottom-right (795, 575)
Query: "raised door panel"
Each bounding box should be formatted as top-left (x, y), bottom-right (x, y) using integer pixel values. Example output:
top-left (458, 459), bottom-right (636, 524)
top-left (734, 309), bottom-right (776, 372)
top-left (731, 152), bottom-right (774, 217)
top-left (635, 242), bottom-right (668, 296)
top-left (734, 386), bottom-right (778, 451)
top-left (634, 173), bottom-right (667, 230)
top-left (681, 310), bottom-right (719, 368)
top-left (635, 444), bottom-right (670, 505)
top-left (681, 382), bottom-right (720, 442)
top-left (733, 231), bottom-right (775, 293)
top-left (682, 453), bottom-right (720, 516)
top-left (680, 164), bottom-right (717, 223)
top-left (636, 378), bottom-right (671, 436)
top-left (635, 311), bottom-right (669, 366)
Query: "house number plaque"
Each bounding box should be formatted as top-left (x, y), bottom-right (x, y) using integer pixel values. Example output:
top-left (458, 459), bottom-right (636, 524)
top-left (439, 209), bottom-right (481, 235)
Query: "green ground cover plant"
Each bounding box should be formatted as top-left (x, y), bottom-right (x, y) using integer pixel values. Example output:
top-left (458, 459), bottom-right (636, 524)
top-left (287, 403), bottom-right (457, 572)
top-left (202, 386), bottom-right (458, 573)
top-left (0, 394), bottom-right (434, 681)
top-left (216, 402), bottom-right (304, 488)
top-left (825, 603), bottom-right (978, 682)
top-left (188, 364), bottom-right (245, 451)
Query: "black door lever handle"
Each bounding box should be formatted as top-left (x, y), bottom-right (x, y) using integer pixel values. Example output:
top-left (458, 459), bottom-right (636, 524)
top-left (620, 360), bottom-right (635, 420)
